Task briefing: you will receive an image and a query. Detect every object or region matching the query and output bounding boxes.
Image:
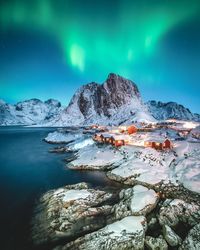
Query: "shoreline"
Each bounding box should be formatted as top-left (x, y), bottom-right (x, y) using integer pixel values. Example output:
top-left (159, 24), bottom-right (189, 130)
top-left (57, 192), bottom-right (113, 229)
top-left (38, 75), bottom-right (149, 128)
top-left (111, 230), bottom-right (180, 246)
top-left (31, 130), bottom-right (200, 249)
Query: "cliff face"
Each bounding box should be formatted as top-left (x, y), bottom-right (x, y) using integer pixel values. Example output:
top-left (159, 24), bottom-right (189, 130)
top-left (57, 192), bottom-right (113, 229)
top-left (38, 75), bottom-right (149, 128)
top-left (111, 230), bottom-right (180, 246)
top-left (56, 73), bottom-right (154, 126)
top-left (1, 73), bottom-right (199, 126)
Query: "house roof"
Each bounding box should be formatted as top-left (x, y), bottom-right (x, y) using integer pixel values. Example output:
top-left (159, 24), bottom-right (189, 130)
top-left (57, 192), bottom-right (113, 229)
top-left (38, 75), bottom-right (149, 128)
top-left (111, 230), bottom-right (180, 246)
top-left (111, 134), bottom-right (130, 141)
top-left (100, 133), bottom-right (114, 138)
top-left (145, 137), bottom-right (171, 143)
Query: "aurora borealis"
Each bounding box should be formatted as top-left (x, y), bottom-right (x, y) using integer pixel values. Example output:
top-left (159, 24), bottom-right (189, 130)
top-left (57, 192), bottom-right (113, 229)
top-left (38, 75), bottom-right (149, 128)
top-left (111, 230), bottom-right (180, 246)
top-left (0, 0), bottom-right (200, 112)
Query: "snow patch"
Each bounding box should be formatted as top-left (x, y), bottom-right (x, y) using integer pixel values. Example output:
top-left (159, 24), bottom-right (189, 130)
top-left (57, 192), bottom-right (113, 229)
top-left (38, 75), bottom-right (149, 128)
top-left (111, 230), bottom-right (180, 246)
top-left (62, 190), bottom-right (91, 202)
top-left (130, 185), bottom-right (158, 213)
top-left (105, 216), bottom-right (146, 237)
top-left (45, 131), bottom-right (82, 143)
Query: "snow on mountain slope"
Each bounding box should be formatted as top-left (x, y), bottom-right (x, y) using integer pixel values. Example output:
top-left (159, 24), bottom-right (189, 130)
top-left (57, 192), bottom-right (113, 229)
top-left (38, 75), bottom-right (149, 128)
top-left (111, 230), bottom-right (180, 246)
top-left (1, 73), bottom-right (199, 126)
top-left (49, 73), bottom-right (155, 126)
top-left (147, 100), bottom-right (200, 121)
top-left (0, 98), bottom-right (62, 126)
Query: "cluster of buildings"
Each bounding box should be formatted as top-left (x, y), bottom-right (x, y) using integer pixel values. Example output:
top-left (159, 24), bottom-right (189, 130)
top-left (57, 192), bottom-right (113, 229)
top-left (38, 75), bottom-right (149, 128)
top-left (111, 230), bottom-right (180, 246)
top-left (87, 120), bottom-right (200, 150)
top-left (91, 124), bottom-right (173, 150)
top-left (93, 133), bottom-right (130, 147)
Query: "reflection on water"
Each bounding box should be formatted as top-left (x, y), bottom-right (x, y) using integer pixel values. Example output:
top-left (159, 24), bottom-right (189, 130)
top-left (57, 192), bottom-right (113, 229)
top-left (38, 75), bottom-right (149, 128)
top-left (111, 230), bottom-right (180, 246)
top-left (0, 126), bottom-right (118, 250)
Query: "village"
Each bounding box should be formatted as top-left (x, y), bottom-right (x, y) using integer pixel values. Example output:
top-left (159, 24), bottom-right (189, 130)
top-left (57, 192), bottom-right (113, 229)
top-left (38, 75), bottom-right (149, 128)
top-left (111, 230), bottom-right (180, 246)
top-left (88, 120), bottom-right (200, 150)
top-left (40, 120), bottom-right (200, 250)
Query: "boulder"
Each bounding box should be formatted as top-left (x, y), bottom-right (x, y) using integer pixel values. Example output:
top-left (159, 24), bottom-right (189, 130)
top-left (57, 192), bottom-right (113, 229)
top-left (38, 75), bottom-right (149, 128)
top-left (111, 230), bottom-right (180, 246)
top-left (54, 216), bottom-right (147, 250)
top-left (32, 182), bottom-right (114, 246)
top-left (179, 223), bottom-right (200, 250)
top-left (112, 185), bottom-right (159, 219)
top-left (145, 235), bottom-right (168, 250)
top-left (158, 199), bottom-right (200, 228)
top-left (162, 225), bottom-right (182, 247)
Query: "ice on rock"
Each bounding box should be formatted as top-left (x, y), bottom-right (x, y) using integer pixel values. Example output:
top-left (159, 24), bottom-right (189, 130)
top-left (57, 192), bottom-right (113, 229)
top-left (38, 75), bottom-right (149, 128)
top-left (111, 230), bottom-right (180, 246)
top-left (130, 185), bottom-right (158, 213)
top-left (105, 216), bottom-right (146, 237)
top-left (62, 190), bottom-right (91, 202)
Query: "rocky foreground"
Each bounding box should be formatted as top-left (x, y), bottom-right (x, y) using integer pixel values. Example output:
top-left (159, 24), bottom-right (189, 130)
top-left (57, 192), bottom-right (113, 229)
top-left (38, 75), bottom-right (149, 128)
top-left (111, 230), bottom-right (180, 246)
top-left (32, 182), bottom-right (200, 250)
top-left (32, 130), bottom-right (200, 249)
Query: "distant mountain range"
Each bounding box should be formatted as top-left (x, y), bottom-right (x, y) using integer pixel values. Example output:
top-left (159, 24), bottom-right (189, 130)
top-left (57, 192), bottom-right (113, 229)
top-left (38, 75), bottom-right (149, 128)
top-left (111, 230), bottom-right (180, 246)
top-left (147, 100), bottom-right (200, 121)
top-left (0, 73), bottom-right (199, 126)
top-left (0, 98), bottom-right (63, 126)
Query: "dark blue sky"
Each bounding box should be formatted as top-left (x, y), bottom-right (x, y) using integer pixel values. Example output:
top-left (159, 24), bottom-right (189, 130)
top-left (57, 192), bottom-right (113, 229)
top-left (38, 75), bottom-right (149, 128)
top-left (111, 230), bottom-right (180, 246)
top-left (0, 0), bottom-right (199, 113)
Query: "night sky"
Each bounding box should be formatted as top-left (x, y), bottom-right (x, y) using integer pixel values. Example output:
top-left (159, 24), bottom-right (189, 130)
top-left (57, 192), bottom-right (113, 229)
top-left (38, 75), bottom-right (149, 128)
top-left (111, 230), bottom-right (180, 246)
top-left (0, 0), bottom-right (199, 113)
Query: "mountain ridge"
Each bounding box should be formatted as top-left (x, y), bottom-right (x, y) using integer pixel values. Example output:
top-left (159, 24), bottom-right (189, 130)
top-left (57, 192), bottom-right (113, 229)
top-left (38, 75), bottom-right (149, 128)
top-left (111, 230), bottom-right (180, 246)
top-left (147, 100), bottom-right (200, 121)
top-left (0, 73), bottom-right (199, 126)
top-left (0, 98), bottom-right (63, 126)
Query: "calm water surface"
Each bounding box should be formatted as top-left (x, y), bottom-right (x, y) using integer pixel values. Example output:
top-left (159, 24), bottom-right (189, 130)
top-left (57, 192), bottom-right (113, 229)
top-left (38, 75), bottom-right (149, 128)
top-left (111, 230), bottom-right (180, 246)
top-left (0, 127), bottom-right (115, 250)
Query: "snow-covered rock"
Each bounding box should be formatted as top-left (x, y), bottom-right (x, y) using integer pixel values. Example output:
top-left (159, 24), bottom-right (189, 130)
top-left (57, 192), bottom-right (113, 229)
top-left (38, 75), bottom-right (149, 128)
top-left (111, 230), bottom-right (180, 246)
top-left (67, 138), bottom-right (94, 151)
top-left (0, 98), bottom-right (62, 125)
top-left (147, 100), bottom-right (200, 122)
top-left (130, 185), bottom-right (159, 214)
top-left (162, 225), bottom-right (182, 247)
top-left (158, 199), bottom-right (200, 228)
top-left (170, 148), bottom-right (200, 193)
top-left (107, 146), bottom-right (173, 187)
top-left (67, 144), bottom-right (124, 170)
top-left (112, 185), bottom-right (159, 219)
top-left (145, 236), bottom-right (168, 250)
top-left (55, 216), bottom-right (147, 250)
top-left (32, 182), bottom-right (113, 245)
top-left (180, 223), bottom-right (200, 250)
top-left (62, 189), bottom-right (91, 202)
top-left (44, 131), bottom-right (82, 144)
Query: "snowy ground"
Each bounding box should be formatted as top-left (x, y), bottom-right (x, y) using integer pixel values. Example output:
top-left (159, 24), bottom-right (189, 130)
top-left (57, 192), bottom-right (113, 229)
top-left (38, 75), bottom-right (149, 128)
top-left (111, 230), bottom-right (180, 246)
top-left (45, 128), bottom-right (200, 194)
top-left (109, 146), bottom-right (174, 186)
top-left (62, 189), bottom-right (92, 202)
top-left (170, 147), bottom-right (200, 193)
top-left (68, 144), bottom-right (124, 170)
top-left (45, 131), bottom-right (83, 143)
top-left (67, 138), bottom-right (94, 151)
top-left (35, 127), bottom-right (200, 249)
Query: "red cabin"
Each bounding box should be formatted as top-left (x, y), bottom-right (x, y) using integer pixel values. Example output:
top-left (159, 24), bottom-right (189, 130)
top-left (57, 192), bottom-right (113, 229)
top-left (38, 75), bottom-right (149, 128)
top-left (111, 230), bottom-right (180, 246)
top-left (127, 125), bottom-right (138, 134)
top-left (144, 138), bottom-right (173, 150)
top-left (163, 139), bottom-right (172, 149)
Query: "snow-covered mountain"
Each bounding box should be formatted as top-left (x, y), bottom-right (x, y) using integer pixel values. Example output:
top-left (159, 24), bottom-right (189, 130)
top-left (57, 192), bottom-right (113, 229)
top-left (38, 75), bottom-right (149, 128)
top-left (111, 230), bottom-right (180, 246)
top-left (50, 73), bottom-right (155, 126)
top-left (147, 100), bottom-right (200, 122)
top-left (0, 73), bottom-right (199, 126)
top-left (0, 98), bottom-right (62, 126)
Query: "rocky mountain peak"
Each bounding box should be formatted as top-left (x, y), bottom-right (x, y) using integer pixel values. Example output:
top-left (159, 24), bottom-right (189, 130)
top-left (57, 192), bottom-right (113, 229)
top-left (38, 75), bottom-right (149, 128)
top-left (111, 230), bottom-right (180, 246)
top-left (104, 73), bottom-right (140, 99)
top-left (1, 74), bottom-right (199, 126)
top-left (45, 99), bottom-right (61, 108)
top-left (59, 73), bottom-right (153, 126)
top-left (66, 73), bottom-right (142, 118)
top-left (147, 100), bottom-right (200, 121)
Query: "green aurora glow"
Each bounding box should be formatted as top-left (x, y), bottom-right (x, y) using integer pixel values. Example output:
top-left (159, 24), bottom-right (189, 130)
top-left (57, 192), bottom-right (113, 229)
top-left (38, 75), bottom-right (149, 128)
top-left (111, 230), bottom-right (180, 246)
top-left (0, 0), bottom-right (200, 113)
top-left (1, 0), bottom-right (199, 77)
